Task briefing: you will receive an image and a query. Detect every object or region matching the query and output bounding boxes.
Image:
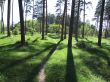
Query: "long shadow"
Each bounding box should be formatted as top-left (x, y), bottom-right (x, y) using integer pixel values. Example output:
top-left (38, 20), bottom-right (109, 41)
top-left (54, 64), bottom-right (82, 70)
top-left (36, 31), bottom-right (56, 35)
top-left (24, 40), bottom-right (61, 82)
top-left (87, 48), bottom-right (110, 66)
top-left (0, 44), bottom-right (55, 72)
top-left (48, 34), bottom-right (60, 39)
top-left (65, 47), bottom-right (78, 82)
top-left (76, 41), bottom-right (110, 66)
top-left (0, 36), bottom-right (7, 39)
top-left (0, 41), bottom-right (23, 51)
top-left (76, 41), bottom-right (110, 81)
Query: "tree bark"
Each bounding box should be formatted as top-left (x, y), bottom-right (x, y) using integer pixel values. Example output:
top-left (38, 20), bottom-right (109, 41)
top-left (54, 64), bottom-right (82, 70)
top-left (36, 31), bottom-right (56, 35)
top-left (7, 0), bottom-right (11, 36)
top-left (45, 0), bottom-right (48, 35)
top-left (12, 0), bottom-right (14, 31)
top-left (82, 0), bottom-right (85, 38)
top-left (64, 11), bottom-right (67, 39)
top-left (32, 0), bottom-right (34, 31)
top-left (18, 0), bottom-right (25, 46)
top-left (61, 0), bottom-right (67, 40)
top-left (68, 0), bottom-right (76, 47)
top-left (75, 0), bottom-right (81, 41)
top-left (98, 0), bottom-right (105, 46)
top-left (42, 0), bottom-right (45, 39)
top-left (25, 3), bottom-right (28, 33)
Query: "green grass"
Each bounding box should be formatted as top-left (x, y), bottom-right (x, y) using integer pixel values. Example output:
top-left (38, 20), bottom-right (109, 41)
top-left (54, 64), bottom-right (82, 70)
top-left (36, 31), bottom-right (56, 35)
top-left (0, 33), bottom-right (110, 82)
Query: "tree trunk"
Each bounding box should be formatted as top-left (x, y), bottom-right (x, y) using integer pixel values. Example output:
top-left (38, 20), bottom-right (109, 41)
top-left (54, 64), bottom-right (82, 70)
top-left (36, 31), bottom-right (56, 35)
top-left (82, 0), bottom-right (85, 38)
top-left (25, 3), bottom-right (28, 33)
top-left (40, 20), bottom-right (42, 34)
top-left (7, 0), bottom-right (11, 36)
top-left (64, 11), bottom-right (67, 39)
top-left (68, 0), bottom-right (76, 47)
top-left (12, 0), bottom-right (14, 31)
top-left (1, 6), bottom-right (2, 33)
top-left (45, 0), bottom-right (48, 35)
top-left (75, 0), bottom-right (81, 41)
top-left (61, 0), bottom-right (67, 41)
top-left (0, 3), bottom-right (4, 34)
top-left (42, 0), bottom-right (45, 39)
top-left (32, 0), bottom-right (34, 31)
top-left (98, 0), bottom-right (105, 46)
top-left (18, 0), bottom-right (25, 46)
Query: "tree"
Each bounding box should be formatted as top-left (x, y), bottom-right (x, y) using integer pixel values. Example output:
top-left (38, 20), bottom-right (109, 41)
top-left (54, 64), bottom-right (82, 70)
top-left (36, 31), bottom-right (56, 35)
top-left (98, 0), bottom-right (105, 46)
top-left (48, 14), bottom-right (55, 24)
top-left (75, 0), bottom-right (81, 41)
top-left (55, 0), bottom-right (62, 34)
top-left (0, 0), bottom-right (5, 33)
top-left (68, 0), bottom-right (76, 47)
top-left (32, 0), bottom-right (34, 30)
top-left (82, 0), bottom-right (85, 38)
top-left (11, 0), bottom-right (14, 30)
top-left (80, 0), bottom-right (92, 38)
top-left (61, 0), bottom-right (68, 40)
top-left (33, 0), bottom-right (43, 34)
top-left (24, 0), bottom-right (31, 33)
top-left (18, 0), bottom-right (25, 46)
top-left (7, 0), bottom-right (11, 36)
top-left (94, 0), bottom-right (102, 29)
top-left (61, 0), bottom-right (67, 40)
top-left (42, 0), bottom-right (45, 39)
top-left (64, 10), bottom-right (67, 39)
top-left (45, 0), bottom-right (48, 35)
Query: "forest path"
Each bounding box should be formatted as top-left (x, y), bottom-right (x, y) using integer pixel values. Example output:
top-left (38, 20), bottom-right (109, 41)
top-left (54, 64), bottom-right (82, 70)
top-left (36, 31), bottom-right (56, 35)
top-left (37, 40), bottom-right (61, 82)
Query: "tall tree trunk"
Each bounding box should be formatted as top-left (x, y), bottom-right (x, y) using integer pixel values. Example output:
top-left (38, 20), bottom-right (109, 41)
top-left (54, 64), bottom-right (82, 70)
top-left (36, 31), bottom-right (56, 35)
top-left (97, 16), bottom-right (99, 28)
top-left (1, 3), bottom-right (5, 34)
top-left (32, 0), bottom-right (34, 31)
top-left (98, 0), bottom-right (105, 46)
top-left (75, 0), bottom-right (81, 41)
top-left (61, 0), bottom-right (67, 41)
top-left (42, 0), bottom-right (45, 39)
top-left (1, 6), bottom-right (2, 33)
top-left (68, 0), bottom-right (76, 47)
top-left (40, 20), bottom-right (42, 34)
top-left (82, 0), bottom-right (85, 38)
top-left (12, 0), bottom-right (14, 31)
top-left (18, 0), bottom-right (25, 46)
top-left (25, 3), bottom-right (28, 33)
top-left (64, 11), bottom-right (67, 39)
top-left (45, 0), bottom-right (48, 35)
top-left (7, 0), bottom-right (11, 36)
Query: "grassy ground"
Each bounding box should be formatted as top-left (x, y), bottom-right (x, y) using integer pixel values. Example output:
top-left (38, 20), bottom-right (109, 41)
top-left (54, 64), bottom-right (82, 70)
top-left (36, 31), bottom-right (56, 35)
top-left (0, 33), bottom-right (110, 82)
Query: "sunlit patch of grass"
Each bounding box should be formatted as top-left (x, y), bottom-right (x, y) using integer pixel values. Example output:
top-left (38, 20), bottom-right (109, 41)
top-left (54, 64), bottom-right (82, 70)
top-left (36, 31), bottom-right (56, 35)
top-left (0, 33), bottom-right (58, 82)
top-left (45, 42), bottom-right (67, 82)
top-left (0, 33), bottom-right (110, 82)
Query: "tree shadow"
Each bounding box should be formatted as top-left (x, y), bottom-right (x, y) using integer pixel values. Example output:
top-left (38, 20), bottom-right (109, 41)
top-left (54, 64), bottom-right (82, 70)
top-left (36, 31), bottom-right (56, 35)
top-left (76, 41), bottom-right (110, 66)
top-left (65, 47), bottom-right (78, 82)
top-left (48, 33), bottom-right (60, 39)
top-left (0, 44), bottom-right (55, 72)
top-left (101, 43), bottom-right (110, 51)
top-left (0, 41), bottom-right (30, 52)
top-left (87, 48), bottom-right (110, 66)
top-left (76, 41), bottom-right (110, 81)
top-left (0, 36), bottom-right (7, 39)
top-left (24, 40), bottom-right (61, 82)
top-left (0, 41), bottom-right (21, 50)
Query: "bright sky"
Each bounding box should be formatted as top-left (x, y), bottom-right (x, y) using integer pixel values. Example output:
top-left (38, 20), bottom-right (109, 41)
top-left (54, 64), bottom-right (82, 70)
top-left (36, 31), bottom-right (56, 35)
top-left (0, 0), bottom-right (98, 25)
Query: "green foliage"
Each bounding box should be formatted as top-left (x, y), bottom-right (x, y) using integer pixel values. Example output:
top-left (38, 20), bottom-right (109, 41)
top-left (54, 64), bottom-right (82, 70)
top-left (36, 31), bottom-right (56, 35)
top-left (13, 23), bottom-right (20, 35)
top-left (13, 20), bottom-right (40, 35)
top-left (79, 23), bottom-right (97, 36)
top-left (49, 24), bottom-right (61, 33)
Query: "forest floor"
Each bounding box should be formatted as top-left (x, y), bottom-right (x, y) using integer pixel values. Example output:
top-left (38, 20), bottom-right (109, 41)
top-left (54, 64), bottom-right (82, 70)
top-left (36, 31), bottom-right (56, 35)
top-left (0, 33), bottom-right (110, 82)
